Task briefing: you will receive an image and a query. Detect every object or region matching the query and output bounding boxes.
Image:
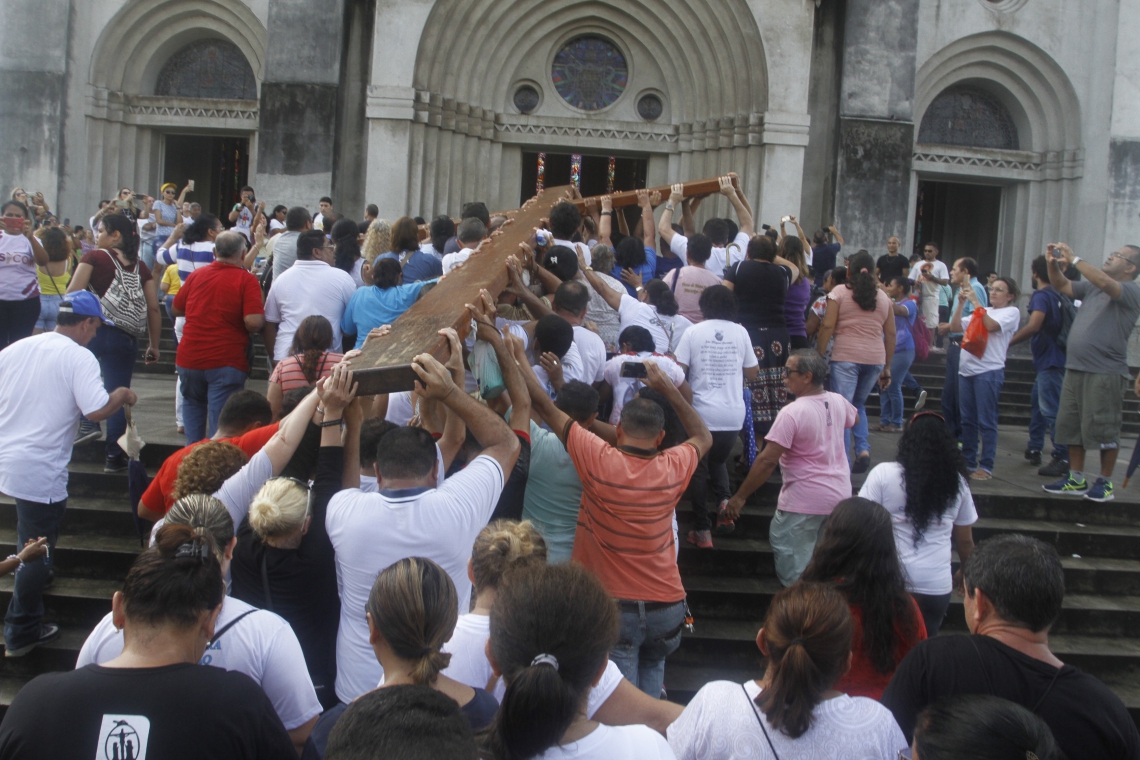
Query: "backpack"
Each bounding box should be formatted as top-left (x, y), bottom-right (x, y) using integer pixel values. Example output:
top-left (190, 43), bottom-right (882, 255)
top-left (1051, 293), bottom-right (1078, 352)
top-left (907, 296), bottom-right (931, 361)
top-left (95, 249), bottom-right (148, 336)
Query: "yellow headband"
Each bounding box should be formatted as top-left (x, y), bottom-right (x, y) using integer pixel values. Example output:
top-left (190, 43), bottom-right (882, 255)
top-left (161, 183), bottom-right (177, 194)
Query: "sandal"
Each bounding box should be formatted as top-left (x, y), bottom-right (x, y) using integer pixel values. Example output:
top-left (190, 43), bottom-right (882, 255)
top-left (969, 470), bottom-right (993, 481)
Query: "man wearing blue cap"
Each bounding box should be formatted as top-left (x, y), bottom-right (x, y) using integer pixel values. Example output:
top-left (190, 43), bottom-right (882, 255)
top-left (0, 291), bottom-right (137, 656)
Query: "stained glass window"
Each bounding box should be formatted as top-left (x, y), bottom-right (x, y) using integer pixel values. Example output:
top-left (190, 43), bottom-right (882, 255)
top-left (551, 36), bottom-right (627, 111)
top-left (155, 39), bottom-right (257, 100)
top-left (918, 85), bottom-right (1019, 150)
top-left (514, 85), bottom-right (540, 114)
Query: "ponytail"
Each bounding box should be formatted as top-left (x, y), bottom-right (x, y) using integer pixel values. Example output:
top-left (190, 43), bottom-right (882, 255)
top-left (645, 279), bottom-right (679, 317)
top-left (120, 523), bottom-right (224, 629)
top-left (100, 212), bottom-right (140, 264)
top-left (367, 558), bottom-right (457, 686)
top-left (845, 251), bottom-right (878, 311)
top-left (483, 563), bottom-right (619, 760)
top-left (755, 582), bottom-right (853, 739)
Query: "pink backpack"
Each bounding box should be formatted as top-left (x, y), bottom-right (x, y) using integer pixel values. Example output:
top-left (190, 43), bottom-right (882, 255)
top-left (909, 297), bottom-right (931, 361)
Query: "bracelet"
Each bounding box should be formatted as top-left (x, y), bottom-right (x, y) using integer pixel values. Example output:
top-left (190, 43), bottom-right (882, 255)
top-left (1070, 256), bottom-right (1081, 266)
top-left (636, 286), bottom-right (645, 292)
top-left (316, 406), bottom-right (325, 416)
top-left (319, 417), bottom-right (343, 428)
top-left (6, 555), bottom-right (22, 573)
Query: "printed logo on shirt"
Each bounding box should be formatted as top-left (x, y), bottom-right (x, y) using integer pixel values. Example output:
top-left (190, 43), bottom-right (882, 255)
top-left (714, 330), bottom-right (723, 342)
top-left (97, 714), bottom-right (150, 760)
top-left (201, 639), bottom-right (222, 665)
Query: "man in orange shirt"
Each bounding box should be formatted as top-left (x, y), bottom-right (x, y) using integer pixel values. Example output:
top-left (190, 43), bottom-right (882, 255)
top-left (137, 390), bottom-right (275, 520)
top-left (530, 358), bottom-right (712, 697)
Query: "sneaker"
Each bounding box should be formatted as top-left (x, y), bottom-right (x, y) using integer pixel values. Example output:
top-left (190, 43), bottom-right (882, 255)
top-left (5, 624), bottom-right (60, 658)
top-left (686, 529), bottom-right (713, 549)
top-left (1038, 457), bottom-right (1070, 477)
top-left (103, 453), bottom-right (129, 473)
top-left (914, 390), bottom-right (927, 411)
top-left (714, 500), bottom-right (735, 535)
top-left (1085, 478), bottom-right (1115, 503)
top-left (74, 420), bottom-right (101, 445)
top-left (1024, 449), bottom-right (1042, 466)
top-left (1043, 475), bottom-right (1088, 496)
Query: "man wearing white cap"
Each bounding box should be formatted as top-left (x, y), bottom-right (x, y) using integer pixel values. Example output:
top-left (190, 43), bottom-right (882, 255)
top-left (0, 291), bottom-right (137, 656)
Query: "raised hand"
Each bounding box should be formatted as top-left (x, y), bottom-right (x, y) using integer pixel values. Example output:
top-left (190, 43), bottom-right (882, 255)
top-left (411, 353), bottom-right (458, 401)
top-left (669, 183), bottom-right (684, 205)
top-left (643, 359), bottom-right (674, 395)
top-left (439, 327), bottom-right (465, 382)
top-left (364, 324), bottom-right (391, 345)
top-left (718, 176), bottom-right (735, 197)
top-left (318, 363), bottom-right (358, 414)
top-left (538, 351), bottom-right (564, 388)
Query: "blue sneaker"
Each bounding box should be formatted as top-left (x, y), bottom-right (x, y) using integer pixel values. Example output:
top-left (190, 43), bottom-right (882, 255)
top-left (1043, 475), bottom-right (1088, 496)
top-left (1084, 478), bottom-right (1114, 503)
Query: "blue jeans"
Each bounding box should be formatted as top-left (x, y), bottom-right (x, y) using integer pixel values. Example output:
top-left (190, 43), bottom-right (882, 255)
top-left (881, 349), bottom-right (916, 427)
top-left (942, 342), bottom-right (962, 438)
top-left (829, 361), bottom-right (884, 458)
top-left (35, 293), bottom-right (64, 331)
top-left (1029, 367), bottom-right (1068, 461)
top-left (177, 365), bottom-right (248, 444)
top-left (903, 371), bottom-right (923, 393)
top-left (87, 325), bottom-right (138, 458)
top-left (960, 368), bottom-right (1004, 473)
top-left (610, 600), bottom-right (686, 697)
top-left (4, 499), bottom-right (66, 649)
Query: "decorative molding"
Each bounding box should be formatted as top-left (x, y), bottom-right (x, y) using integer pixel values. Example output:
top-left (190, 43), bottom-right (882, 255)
top-left (495, 122), bottom-right (678, 143)
top-left (913, 150), bottom-right (1040, 172)
top-left (127, 102), bottom-right (258, 120)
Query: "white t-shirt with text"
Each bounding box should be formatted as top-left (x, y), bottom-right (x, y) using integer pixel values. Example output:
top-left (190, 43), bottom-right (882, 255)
top-left (603, 352), bottom-right (687, 426)
top-left (667, 680), bottom-right (906, 760)
top-left (674, 320), bottom-right (758, 431)
top-left (325, 455), bottom-right (505, 702)
top-left (0, 332), bottom-right (110, 503)
top-left (75, 596), bottom-right (321, 730)
top-left (859, 462), bottom-right (979, 595)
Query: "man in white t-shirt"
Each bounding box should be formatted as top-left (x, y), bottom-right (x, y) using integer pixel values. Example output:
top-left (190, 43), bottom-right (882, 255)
top-left (0, 292), bottom-right (136, 657)
top-left (502, 274), bottom-right (607, 388)
top-left (441, 218), bottom-right (488, 274)
top-left (952, 276), bottom-right (1021, 479)
top-left (325, 353), bottom-right (520, 703)
top-left (910, 243), bottom-right (951, 329)
top-left (657, 175), bottom-right (754, 279)
top-left (228, 185), bottom-right (262, 242)
top-left (674, 285), bottom-right (760, 547)
top-left (263, 230), bottom-right (357, 364)
top-left (312, 196), bottom-right (333, 232)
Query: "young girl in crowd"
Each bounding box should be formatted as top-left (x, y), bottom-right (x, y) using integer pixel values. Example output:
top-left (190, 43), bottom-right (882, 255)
top-left (266, 315), bottom-right (345, 418)
top-left (800, 497), bottom-right (927, 699)
top-left (667, 581), bottom-right (907, 759)
top-left (483, 562), bottom-right (675, 759)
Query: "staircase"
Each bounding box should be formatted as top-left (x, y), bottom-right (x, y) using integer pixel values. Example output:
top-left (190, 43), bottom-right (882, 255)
top-left (135, 321), bottom-right (271, 381)
top-left (1, 352), bottom-right (1139, 728)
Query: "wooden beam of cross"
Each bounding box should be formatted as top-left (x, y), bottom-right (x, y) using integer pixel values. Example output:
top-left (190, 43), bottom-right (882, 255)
top-left (348, 176), bottom-right (726, 395)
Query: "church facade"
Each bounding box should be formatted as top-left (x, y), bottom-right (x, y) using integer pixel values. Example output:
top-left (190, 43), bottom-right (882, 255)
top-left (4, 0), bottom-right (1138, 279)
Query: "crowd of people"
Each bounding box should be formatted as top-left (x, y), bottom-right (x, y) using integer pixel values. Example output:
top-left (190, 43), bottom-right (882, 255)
top-left (0, 175), bottom-right (1138, 759)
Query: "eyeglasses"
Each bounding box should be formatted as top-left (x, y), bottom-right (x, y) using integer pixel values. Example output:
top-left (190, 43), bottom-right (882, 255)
top-left (783, 367), bottom-right (807, 377)
top-left (1108, 252), bottom-right (1140, 267)
top-left (120, 190), bottom-right (131, 196)
top-left (988, 286), bottom-right (1009, 293)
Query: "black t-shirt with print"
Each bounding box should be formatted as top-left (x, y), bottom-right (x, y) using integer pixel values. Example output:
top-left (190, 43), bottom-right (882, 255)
top-left (0, 663), bottom-right (296, 760)
top-left (881, 634), bottom-right (1140, 760)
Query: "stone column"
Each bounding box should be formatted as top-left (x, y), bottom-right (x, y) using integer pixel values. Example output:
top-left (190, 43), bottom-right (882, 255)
top-left (758, 111), bottom-right (811, 229)
top-left (833, 0), bottom-right (920, 251)
top-left (0, 0), bottom-right (70, 210)
top-left (254, 0), bottom-right (346, 209)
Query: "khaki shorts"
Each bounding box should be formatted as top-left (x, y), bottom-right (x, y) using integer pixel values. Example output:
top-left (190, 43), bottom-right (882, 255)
top-left (1055, 370), bottom-right (1128, 449)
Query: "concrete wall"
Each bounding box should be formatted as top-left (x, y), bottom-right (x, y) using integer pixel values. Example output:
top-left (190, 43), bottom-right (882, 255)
top-left (1107, 0), bottom-right (1140, 253)
top-left (254, 0), bottom-right (344, 209)
top-left (799, 0), bottom-right (845, 237)
top-left (0, 0), bottom-right (72, 210)
top-left (832, 0), bottom-right (920, 253)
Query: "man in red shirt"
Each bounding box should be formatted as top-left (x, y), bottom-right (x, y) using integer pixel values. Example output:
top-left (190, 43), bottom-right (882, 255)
top-left (171, 231), bottom-right (265, 444)
top-left (530, 358), bottom-right (712, 697)
top-left (136, 390), bottom-right (276, 521)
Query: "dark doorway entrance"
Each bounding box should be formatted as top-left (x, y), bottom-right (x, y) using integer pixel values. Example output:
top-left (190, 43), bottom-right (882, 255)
top-left (520, 152), bottom-right (648, 206)
top-left (162, 135), bottom-right (250, 223)
top-left (914, 180), bottom-right (1003, 275)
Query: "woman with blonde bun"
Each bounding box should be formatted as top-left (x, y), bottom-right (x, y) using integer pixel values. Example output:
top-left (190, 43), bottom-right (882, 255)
top-left (230, 362), bottom-right (360, 709)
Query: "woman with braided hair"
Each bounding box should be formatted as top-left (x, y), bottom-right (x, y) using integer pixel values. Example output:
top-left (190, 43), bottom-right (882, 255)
top-left (2, 523), bottom-right (298, 759)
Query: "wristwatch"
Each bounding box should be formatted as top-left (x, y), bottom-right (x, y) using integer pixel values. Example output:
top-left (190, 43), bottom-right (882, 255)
top-left (664, 202), bottom-right (675, 212)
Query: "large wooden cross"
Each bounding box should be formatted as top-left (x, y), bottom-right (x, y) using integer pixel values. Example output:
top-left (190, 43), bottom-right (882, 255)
top-left (347, 177), bottom-right (726, 394)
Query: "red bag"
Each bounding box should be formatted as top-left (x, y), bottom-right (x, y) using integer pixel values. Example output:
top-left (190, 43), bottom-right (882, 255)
top-left (961, 306), bottom-right (990, 358)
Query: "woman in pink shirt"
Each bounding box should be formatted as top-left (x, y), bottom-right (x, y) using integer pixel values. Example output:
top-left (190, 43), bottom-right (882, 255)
top-left (662, 233), bottom-right (722, 323)
top-left (814, 251), bottom-right (896, 474)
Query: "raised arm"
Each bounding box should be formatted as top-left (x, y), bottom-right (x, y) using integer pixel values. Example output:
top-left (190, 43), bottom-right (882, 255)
top-left (657, 184), bottom-right (684, 247)
top-left (508, 332), bottom-right (572, 437)
top-left (504, 252), bottom-right (554, 319)
top-left (580, 251), bottom-right (624, 312)
top-left (469, 289), bottom-right (532, 432)
top-left (815, 299), bottom-right (838, 356)
top-left (637, 189), bottom-right (658, 251)
top-left (1057, 242), bottom-right (1122, 299)
top-left (598, 196), bottom-right (613, 247)
top-left (1045, 246), bottom-right (1075, 298)
top-left (263, 386), bottom-right (323, 474)
top-left (436, 327), bottom-right (468, 471)
top-left (643, 359), bottom-right (712, 458)
top-left (829, 224), bottom-right (844, 245)
top-left (721, 175), bottom-right (754, 236)
top-left (411, 353), bottom-right (520, 474)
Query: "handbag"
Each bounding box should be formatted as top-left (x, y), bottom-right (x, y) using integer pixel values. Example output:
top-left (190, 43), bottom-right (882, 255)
top-left (95, 249), bottom-right (148, 336)
top-left (961, 306), bottom-right (990, 358)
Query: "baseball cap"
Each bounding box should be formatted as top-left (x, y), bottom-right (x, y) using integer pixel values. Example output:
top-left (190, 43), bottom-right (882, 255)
top-left (58, 291), bottom-right (114, 326)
